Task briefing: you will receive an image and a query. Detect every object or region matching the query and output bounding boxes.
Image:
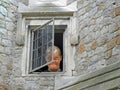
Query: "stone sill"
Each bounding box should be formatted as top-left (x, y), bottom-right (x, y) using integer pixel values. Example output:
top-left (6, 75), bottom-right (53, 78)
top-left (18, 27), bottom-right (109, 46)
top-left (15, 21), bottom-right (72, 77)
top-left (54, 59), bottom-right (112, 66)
top-left (56, 61), bottom-right (120, 90)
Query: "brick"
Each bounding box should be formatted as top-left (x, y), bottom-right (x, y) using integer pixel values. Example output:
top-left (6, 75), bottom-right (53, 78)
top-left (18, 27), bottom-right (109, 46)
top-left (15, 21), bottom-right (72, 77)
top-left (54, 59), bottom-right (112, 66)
top-left (78, 44), bottom-right (85, 53)
top-left (116, 35), bottom-right (120, 45)
top-left (115, 7), bottom-right (120, 16)
top-left (91, 40), bottom-right (97, 50)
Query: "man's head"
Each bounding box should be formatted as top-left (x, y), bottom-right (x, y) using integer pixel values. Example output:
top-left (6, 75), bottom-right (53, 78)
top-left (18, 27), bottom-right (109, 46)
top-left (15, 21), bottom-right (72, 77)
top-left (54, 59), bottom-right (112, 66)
top-left (45, 46), bottom-right (62, 72)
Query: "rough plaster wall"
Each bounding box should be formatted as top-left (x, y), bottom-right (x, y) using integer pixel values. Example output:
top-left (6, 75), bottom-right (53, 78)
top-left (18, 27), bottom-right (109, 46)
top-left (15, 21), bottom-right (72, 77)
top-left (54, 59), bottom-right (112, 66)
top-left (74, 0), bottom-right (120, 75)
top-left (0, 0), bottom-right (55, 90)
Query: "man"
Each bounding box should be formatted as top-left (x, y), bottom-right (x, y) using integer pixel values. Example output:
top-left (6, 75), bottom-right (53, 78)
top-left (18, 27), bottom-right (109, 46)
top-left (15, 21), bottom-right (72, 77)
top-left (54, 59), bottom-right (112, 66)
top-left (45, 46), bottom-right (62, 72)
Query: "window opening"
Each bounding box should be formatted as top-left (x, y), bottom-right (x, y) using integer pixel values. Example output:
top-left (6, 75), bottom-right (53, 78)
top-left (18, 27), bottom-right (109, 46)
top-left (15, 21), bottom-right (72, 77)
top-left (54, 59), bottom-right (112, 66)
top-left (29, 19), bottom-right (66, 73)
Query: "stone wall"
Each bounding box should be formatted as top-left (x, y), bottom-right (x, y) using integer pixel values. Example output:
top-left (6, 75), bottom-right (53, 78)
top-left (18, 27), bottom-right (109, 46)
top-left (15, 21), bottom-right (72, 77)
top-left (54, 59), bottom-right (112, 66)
top-left (75, 0), bottom-right (120, 75)
top-left (0, 0), bottom-right (55, 90)
top-left (0, 0), bottom-right (17, 89)
top-left (1, 0), bottom-right (120, 89)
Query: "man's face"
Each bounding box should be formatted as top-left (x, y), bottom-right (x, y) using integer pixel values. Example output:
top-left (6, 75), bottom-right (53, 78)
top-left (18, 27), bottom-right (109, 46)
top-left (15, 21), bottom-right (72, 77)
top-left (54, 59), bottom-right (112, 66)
top-left (46, 50), bottom-right (62, 72)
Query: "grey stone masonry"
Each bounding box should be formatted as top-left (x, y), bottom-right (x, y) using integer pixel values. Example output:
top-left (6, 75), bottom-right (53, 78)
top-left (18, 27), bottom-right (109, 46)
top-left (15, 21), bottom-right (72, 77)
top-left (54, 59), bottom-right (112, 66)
top-left (0, 0), bottom-right (120, 90)
top-left (0, 0), bottom-right (55, 90)
top-left (75, 0), bottom-right (120, 75)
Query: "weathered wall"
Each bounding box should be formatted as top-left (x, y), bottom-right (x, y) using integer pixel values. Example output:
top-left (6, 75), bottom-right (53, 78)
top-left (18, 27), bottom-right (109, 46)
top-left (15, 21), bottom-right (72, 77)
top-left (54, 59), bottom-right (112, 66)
top-left (75, 0), bottom-right (120, 75)
top-left (1, 0), bottom-right (120, 90)
top-left (0, 0), bottom-right (55, 90)
top-left (0, 0), bottom-right (18, 89)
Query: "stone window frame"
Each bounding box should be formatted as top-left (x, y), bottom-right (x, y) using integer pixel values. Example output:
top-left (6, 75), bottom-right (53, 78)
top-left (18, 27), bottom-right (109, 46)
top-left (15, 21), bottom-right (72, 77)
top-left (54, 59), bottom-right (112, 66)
top-left (20, 16), bottom-right (78, 76)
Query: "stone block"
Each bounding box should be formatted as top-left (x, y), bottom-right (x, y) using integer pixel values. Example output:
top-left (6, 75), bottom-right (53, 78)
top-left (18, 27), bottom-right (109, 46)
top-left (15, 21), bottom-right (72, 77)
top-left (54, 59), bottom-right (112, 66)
top-left (114, 24), bottom-right (119, 31)
top-left (114, 16), bottom-right (120, 27)
top-left (109, 23), bottom-right (116, 33)
top-left (77, 44), bottom-right (85, 53)
top-left (24, 81), bottom-right (41, 90)
top-left (95, 46), bottom-right (107, 54)
top-left (9, 0), bottom-right (18, 6)
top-left (39, 80), bottom-right (54, 86)
top-left (115, 7), bottom-right (120, 16)
top-left (6, 22), bottom-right (15, 31)
top-left (0, 28), bottom-right (7, 34)
top-left (89, 19), bottom-right (96, 25)
top-left (83, 0), bottom-right (89, 7)
top-left (112, 45), bottom-right (120, 55)
top-left (79, 51), bottom-right (87, 58)
top-left (0, 6), bottom-right (7, 16)
top-left (102, 17), bottom-right (113, 26)
top-left (10, 85), bottom-right (24, 90)
top-left (77, 0), bottom-right (83, 9)
top-left (94, 30), bottom-right (100, 39)
top-left (47, 86), bottom-right (54, 90)
top-left (2, 1), bottom-right (9, 8)
top-left (78, 8), bottom-right (86, 16)
top-left (88, 50), bottom-right (95, 57)
top-left (7, 12), bottom-right (16, 22)
top-left (0, 65), bottom-right (7, 74)
top-left (107, 37), bottom-right (117, 50)
top-left (105, 50), bottom-right (112, 59)
top-left (106, 54), bottom-right (120, 65)
top-left (13, 65), bottom-right (22, 76)
top-left (101, 26), bottom-right (109, 35)
top-left (116, 0), bottom-right (120, 6)
top-left (90, 55), bottom-right (99, 65)
top-left (0, 45), bottom-right (4, 53)
top-left (91, 40), bottom-right (97, 50)
top-left (84, 33), bottom-right (93, 44)
top-left (0, 84), bottom-right (8, 90)
top-left (6, 64), bottom-right (12, 71)
top-left (0, 13), bottom-right (4, 19)
top-left (85, 4), bottom-right (92, 12)
top-left (0, 20), bottom-right (6, 28)
top-left (17, 87), bottom-right (24, 90)
top-left (4, 47), bottom-right (11, 55)
top-left (116, 35), bottom-right (120, 45)
top-left (2, 39), bottom-right (12, 47)
top-left (114, 30), bottom-right (120, 38)
top-left (89, 7), bottom-right (98, 17)
top-left (96, 16), bottom-right (103, 24)
top-left (85, 43), bottom-right (92, 52)
top-left (1, 0), bottom-right (9, 3)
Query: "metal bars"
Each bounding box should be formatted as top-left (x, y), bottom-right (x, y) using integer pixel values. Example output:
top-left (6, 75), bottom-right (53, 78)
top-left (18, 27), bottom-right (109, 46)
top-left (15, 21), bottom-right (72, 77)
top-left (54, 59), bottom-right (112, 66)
top-left (30, 18), bottom-right (54, 72)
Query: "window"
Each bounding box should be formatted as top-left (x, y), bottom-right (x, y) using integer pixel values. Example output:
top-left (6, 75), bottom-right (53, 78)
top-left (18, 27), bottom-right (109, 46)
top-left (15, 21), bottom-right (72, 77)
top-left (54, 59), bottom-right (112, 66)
top-left (20, 17), bottom-right (76, 76)
top-left (28, 18), bottom-right (66, 73)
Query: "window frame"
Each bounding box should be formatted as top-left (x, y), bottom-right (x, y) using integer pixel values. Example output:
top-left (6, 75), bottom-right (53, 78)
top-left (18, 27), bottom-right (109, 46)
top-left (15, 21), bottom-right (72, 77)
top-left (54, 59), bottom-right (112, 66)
top-left (21, 17), bottom-right (76, 76)
top-left (29, 18), bottom-right (55, 73)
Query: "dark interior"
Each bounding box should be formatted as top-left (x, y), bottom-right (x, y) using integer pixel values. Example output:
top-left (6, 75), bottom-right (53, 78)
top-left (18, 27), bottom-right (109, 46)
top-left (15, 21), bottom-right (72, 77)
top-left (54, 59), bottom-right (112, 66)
top-left (54, 29), bottom-right (65, 71)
